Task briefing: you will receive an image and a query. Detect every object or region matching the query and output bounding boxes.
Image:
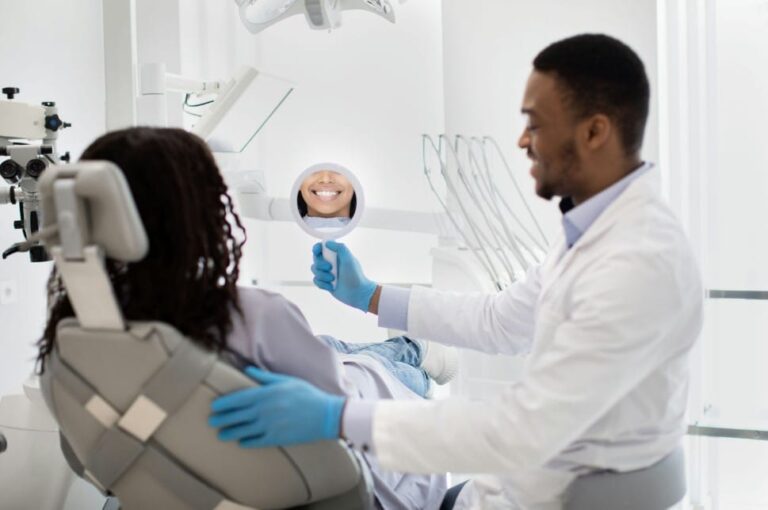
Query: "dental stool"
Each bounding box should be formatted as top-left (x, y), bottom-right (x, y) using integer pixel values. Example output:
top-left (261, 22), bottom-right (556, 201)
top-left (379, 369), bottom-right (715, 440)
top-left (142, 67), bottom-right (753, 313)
top-left (563, 446), bottom-right (685, 510)
top-left (36, 162), bottom-right (374, 510)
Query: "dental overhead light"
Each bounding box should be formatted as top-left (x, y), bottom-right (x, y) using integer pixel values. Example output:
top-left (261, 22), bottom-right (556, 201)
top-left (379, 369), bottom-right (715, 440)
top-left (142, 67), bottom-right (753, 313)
top-left (235, 0), bottom-right (395, 34)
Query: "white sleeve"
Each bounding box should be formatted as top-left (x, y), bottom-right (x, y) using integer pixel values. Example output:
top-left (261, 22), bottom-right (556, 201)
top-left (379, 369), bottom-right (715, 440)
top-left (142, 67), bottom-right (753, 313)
top-left (406, 264), bottom-right (542, 355)
top-left (371, 251), bottom-right (702, 474)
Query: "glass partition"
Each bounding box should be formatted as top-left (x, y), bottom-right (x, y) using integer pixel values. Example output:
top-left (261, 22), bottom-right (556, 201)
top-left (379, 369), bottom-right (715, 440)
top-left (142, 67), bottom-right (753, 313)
top-left (660, 0), bottom-right (768, 507)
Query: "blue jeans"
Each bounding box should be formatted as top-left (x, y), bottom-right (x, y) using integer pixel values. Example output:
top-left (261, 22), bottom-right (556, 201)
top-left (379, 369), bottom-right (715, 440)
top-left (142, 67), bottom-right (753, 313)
top-left (319, 335), bottom-right (430, 398)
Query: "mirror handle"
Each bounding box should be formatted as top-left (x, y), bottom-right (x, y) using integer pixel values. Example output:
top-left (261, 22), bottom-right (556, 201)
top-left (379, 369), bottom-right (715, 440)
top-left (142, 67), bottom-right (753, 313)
top-left (322, 241), bottom-right (338, 290)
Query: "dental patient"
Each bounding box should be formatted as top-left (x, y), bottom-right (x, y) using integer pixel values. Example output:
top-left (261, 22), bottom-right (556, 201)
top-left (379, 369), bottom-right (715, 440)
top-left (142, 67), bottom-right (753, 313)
top-left (36, 127), bottom-right (447, 510)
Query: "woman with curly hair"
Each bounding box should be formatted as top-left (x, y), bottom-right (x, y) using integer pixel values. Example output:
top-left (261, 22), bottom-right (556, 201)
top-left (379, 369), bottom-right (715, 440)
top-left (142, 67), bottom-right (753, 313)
top-left (37, 127), bottom-right (446, 510)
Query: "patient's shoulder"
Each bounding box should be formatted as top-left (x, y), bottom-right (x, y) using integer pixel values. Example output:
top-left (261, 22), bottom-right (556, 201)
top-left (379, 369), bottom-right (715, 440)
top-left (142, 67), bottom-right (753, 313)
top-left (234, 286), bottom-right (317, 345)
top-left (236, 286), bottom-right (304, 320)
top-left (231, 286), bottom-right (345, 395)
top-left (237, 285), bottom-right (288, 304)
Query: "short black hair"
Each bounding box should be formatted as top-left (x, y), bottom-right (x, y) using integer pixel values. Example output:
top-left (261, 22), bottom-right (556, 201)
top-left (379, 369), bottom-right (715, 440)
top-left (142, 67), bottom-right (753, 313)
top-left (533, 33), bottom-right (650, 155)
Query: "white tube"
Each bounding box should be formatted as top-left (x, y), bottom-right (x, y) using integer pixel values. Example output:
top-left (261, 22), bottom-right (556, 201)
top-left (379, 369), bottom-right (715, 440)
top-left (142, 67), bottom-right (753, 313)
top-left (0, 187), bottom-right (13, 205)
top-left (165, 74), bottom-right (221, 95)
top-left (422, 135), bottom-right (506, 288)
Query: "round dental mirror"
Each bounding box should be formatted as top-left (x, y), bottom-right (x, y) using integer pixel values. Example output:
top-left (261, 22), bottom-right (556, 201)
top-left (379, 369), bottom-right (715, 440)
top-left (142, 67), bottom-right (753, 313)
top-left (290, 162), bottom-right (365, 287)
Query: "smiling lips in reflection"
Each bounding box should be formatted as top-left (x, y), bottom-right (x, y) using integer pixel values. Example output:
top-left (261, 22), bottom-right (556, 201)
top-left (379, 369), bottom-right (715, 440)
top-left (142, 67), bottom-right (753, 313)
top-left (300, 170), bottom-right (354, 218)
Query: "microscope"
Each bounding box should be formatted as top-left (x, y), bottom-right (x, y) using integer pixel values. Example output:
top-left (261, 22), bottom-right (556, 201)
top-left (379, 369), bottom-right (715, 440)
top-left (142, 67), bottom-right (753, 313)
top-left (0, 89), bottom-right (105, 509)
top-left (0, 86), bottom-right (70, 261)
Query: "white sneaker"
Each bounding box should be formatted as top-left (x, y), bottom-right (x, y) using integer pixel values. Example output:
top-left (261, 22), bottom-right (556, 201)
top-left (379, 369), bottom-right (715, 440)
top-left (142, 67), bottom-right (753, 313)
top-left (413, 338), bottom-right (459, 385)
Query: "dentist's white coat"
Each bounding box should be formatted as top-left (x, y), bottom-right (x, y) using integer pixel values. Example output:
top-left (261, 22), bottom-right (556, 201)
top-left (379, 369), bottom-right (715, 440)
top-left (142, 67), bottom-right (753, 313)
top-left (372, 171), bottom-right (703, 509)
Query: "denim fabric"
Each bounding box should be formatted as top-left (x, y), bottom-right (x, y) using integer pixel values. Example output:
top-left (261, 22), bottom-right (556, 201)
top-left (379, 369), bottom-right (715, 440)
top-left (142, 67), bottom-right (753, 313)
top-left (319, 335), bottom-right (430, 397)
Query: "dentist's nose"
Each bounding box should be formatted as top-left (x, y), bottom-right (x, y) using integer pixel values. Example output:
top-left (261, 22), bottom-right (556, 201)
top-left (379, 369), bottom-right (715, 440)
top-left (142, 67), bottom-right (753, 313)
top-left (517, 129), bottom-right (530, 150)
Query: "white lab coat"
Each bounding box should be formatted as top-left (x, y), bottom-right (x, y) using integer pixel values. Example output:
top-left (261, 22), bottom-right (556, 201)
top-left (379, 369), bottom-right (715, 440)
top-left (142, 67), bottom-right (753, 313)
top-left (372, 171), bottom-right (703, 509)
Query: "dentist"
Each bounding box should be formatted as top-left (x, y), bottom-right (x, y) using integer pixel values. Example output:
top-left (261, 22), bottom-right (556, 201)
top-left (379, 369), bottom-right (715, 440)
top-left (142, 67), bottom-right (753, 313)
top-left (210, 34), bottom-right (703, 509)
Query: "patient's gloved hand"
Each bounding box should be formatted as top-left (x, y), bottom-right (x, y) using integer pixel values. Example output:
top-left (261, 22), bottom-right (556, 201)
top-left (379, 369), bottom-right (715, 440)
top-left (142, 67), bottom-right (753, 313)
top-left (209, 366), bottom-right (345, 448)
top-left (311, 241), bottom-right (377, 312)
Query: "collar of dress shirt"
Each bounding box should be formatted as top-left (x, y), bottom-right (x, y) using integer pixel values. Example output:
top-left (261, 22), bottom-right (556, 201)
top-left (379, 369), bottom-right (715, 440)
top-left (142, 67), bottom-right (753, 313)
top-left (561, 162), bottom-right (653, 248)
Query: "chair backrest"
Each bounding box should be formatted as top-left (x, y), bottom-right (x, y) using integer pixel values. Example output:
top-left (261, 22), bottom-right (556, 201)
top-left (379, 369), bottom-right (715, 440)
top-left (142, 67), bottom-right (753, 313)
top-left (563, 447), bottom-right (686, 510)
top-left (38, 162), bottom-right (373, 510)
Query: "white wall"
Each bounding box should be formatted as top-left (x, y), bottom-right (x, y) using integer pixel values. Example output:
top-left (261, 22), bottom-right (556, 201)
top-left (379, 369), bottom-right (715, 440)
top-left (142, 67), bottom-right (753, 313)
top-left (178, 1), bottom-right (446, 341)
top-left (708, 0), bottom-right (768, 420)
top-left (0, 0), bottom-right (106, 396)
top-left (441, 0), bottom-right (659, 240)
top-left (709, 0), bottom-right (768, 291)
top-left (694, 1), bottom-right (768, 507)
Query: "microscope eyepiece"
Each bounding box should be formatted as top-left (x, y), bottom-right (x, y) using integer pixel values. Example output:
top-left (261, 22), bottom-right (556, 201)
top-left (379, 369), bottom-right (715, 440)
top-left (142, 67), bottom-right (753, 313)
top-left (26, 159), bottom-right (47, 179)
top-left (0, 160), bottom-right (23, 183)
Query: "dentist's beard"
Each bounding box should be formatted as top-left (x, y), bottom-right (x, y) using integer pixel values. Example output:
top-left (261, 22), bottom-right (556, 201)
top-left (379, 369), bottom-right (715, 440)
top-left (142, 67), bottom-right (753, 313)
top-left (534, 141), bottom-right (577, 201)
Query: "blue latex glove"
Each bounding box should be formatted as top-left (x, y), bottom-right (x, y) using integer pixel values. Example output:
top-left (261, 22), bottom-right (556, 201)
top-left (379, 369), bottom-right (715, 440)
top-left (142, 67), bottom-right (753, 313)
top-left (311, 240), bottom-right (377, 312)
top-left (209, 366), bottom-right (345, 448)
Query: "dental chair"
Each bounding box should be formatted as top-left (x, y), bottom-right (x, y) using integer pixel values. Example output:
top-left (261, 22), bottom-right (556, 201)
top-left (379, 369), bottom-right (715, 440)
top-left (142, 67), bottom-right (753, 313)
top-left (563, 446), bottom-right (686, 510)
top-left (36, 162), bottom-right (374, 510)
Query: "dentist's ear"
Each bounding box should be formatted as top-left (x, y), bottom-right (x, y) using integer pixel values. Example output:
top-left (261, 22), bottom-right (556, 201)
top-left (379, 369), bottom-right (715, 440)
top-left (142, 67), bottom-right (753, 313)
top-left (582, 114), bottom-right (612, 151)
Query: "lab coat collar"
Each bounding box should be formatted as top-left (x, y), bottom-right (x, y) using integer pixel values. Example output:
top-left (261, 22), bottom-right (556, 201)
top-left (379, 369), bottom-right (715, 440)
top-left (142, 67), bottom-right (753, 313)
top-left (562, 162), bottom-right (652, 249)
top-left (538, 166), bottom-right (660, 297)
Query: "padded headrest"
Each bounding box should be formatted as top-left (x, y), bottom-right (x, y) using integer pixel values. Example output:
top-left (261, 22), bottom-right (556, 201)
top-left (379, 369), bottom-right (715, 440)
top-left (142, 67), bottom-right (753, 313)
top-left (39, 161), bottom-right (149, 261)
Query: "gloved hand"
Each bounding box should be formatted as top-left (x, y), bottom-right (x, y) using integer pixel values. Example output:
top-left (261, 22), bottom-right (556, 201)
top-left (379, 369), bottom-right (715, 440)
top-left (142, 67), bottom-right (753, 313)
top-left (209, 366), bottom-right (345, 448)
top-left (311, 240), bottom-right (377, 312)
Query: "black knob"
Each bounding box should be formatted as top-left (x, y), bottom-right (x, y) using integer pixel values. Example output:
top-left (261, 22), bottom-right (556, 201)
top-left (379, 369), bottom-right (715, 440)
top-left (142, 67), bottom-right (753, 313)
top-left (42, 101), bottom-right (55, 107)
top-left (30, 210), bottom-right (39, 233)
top-left (13, 220), bottom-right (23, 230)
top-left (0, 432), bottom-right (7, 453)
top-left (2, 87), bottom-right (19, 100)
top-left (45, 114), bottom-right (64, 132)
top-left (26, 158), bottom-right (47, 179)
top-left (0, 159), bottom-right (23, 182)
top-left (29, 245), bottom-right (49, 263)
top-left (60, 151), bottom-right (71, 163)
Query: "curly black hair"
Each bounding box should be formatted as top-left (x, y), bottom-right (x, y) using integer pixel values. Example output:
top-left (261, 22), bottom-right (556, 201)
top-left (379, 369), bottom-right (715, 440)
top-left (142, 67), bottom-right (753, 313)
top-left (36, 127), bottom-right (246, 372)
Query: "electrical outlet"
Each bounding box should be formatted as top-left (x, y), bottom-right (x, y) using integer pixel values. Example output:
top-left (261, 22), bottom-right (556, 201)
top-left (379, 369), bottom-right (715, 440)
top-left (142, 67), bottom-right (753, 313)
top-left (0, 280), bottom-right (18, 304)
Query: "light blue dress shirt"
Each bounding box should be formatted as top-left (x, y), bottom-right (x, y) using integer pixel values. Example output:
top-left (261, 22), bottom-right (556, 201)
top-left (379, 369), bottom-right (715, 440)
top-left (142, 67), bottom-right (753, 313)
top-left (342, 162), bottom-right (654, 452)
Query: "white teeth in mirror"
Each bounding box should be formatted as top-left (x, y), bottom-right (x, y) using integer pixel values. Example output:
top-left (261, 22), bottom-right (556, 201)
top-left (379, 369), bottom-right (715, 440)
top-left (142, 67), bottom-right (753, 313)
top-left (314, 190), bottom-right (340, 197)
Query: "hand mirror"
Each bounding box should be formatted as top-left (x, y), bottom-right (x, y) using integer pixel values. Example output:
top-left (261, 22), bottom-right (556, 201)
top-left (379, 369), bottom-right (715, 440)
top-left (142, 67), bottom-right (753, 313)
top-left (290, 162), bottom-right (365, 288)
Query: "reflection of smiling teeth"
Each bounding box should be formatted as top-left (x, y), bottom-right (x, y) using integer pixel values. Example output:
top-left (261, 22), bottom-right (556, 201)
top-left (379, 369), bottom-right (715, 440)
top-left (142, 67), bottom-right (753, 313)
top-left (312, 190), bottom-right (341, 201)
